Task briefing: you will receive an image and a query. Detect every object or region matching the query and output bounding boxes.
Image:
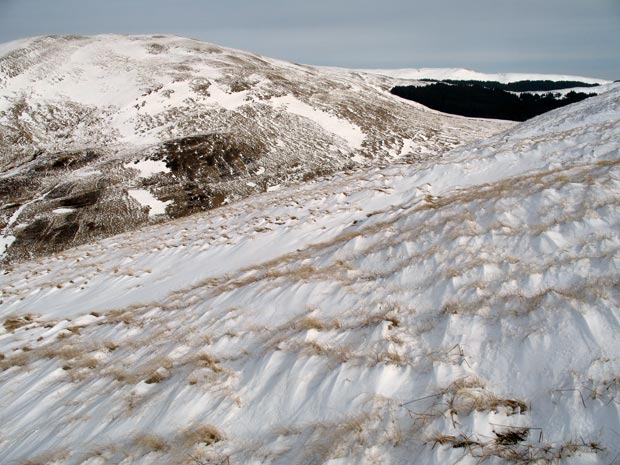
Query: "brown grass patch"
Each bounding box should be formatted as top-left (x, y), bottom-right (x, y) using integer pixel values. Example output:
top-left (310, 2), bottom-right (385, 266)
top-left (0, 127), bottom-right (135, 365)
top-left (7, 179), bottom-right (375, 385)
top-left (134, 433), bottom-right (170, 452)
top-left (3, 313), bottom-right (36, 332)
top-left (295, 317), bottom-right (327, 331)
top-left (0, 351), bottom-right (31, 370)
top-left (145, 370), bottom-right (167, 384)
top-left (184, 424), bottom-right (224, 446)
top-left (494, 428), bottom-right (528, 445)
top-left (194, 353), bottom-right (222, 372)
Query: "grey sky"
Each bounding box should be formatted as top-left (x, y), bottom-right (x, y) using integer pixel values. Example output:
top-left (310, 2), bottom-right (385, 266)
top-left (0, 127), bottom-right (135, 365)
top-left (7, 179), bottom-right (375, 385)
top-left (0, 0), bottom-right (618, 79)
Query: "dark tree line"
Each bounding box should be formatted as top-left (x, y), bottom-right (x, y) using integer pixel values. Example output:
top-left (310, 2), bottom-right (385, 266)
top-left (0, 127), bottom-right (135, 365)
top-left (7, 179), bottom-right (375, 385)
top-left (391, 83), bottom-right (595, 121)
top-left (419, 79), bottom-right (599, 92)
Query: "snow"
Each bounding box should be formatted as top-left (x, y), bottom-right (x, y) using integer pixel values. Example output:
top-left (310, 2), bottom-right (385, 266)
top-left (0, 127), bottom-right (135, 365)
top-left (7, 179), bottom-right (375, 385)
top-left (513, 82), bottom-right (616, 97)
top-left (126, 159), bottom-right (170, 178)
top-left (270, 95), bottom-right (366, 150)
top-left (351, 154), bottom-right (367, 164)
top-left (389, 138), bottom-right (421, 159)
top-left (0, 235), bottom-right (15, 258)
top-left (127, 188), bottom-right (171, 216)
top-left (73, 168), bottom-right (101, 178)
top-left (0, 37), bottom-right (36, 58)
top-left (207, 83), bottom-right (253, 110)
top-left (52, 208), bottom-right (75, 214)
top-left (0, 84), bottom-right (619, 464)
top-left (0, 189), bottom-right (52, 258)
top-left (360, 67), bottom-right (611, 84)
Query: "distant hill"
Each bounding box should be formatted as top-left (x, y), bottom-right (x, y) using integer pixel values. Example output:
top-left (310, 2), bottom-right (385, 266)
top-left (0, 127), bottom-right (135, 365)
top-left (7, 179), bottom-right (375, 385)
top-left (0, 35), bottom-right (510, 262)
top-left (420, 79), bottom-right (600, 92)
top-left (360, 67), bottom-right (611, 85)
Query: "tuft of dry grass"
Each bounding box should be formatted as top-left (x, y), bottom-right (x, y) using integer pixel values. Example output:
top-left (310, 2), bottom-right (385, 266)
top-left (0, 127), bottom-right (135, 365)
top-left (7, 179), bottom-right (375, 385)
top-left (432, 434), bottom-right (457, 447)
top-left (184, 424), bottom-right (224, 446)
top-left (107, 368), bottom-right (133, 383)
top-left (371, 350), bottom-right (410, 367)
top-left (133, 433), bottom-right (170, 452)
top-left (295, 317), bottom-right (327, 331)
top-left (293, 340), bottom-right (352, 363)
top-left (494, 428), bottom-right (528, 445)
top-left (432, 433), bottom-right (482, 450)
top-left (0, 351), bottom-right (31, 371)
top-left (103, 340), bottom-right (118, 351)
top-left (431, 431), bottom-right (604, 463)
top-left (3, 313), bottom-right (36, 332)
top-left (361, 304), bottom-right (402, 329)
top-left (448, 385), bottom-right (527, 416)
top-left (145, 370), bottom-right (167, 384)
top-left (194, 353), bottom-right (222, 372)
top-left (488, 398), bottom-right (528, 415)
top-left (70, 356), bottom-right (99, 370)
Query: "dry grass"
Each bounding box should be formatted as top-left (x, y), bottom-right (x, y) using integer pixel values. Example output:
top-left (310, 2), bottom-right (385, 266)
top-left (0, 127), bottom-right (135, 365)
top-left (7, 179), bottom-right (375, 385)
top-left (134, 433), bottom-right (170, 452)
top-left (445, 379), bottom-right (527, 416)
top-left (425, 376), bottom-right (603, 463)
top-left (294, 316), bottom-right (327, 331)
top-left (103, 340), bottom-right (119, 351)
top-left (371, 349), bottom-right (410, 367)
top-left (360, 303), bottom-right (403, 329)
top-left (0, 351), bottom-right (31, 371)
top-left (106, 368), bottom-right (134, 383)
top-left (183, 424), bottom-right (224, 447)
top-left (193, 353), bottom-right (222, 372)
top-left (294, 340), bottom-right (352, 363)
top-left (432, 433), bottom-right (480, 449)
top-left (431, 431), bottom-right (603, 463)
top-left (19, 449), bottom-right (69, 465)
top-left (289, 315), bottom-right (343, 333)
top-left (65, 355), bottom-right (99, 370)
top-left (98, 308), bottom-right (139, 326)
top-left (3, 313), bottom-right (36, 332)
top-left (145, 368), bottom-right (169, 384)
top-left (494, 428), bottom-right (529, 445)
top-left (0, 341), bottom-right (93, 371)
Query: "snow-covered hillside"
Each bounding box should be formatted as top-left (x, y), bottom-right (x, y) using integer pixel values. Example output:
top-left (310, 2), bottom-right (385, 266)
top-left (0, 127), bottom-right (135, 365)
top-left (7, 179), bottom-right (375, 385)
top-left (0, 34), bottom-right (509, 262)
top-left (0, 71), bottom-right (618, 465)
top-left (360, 67), bottom-right (611, 85)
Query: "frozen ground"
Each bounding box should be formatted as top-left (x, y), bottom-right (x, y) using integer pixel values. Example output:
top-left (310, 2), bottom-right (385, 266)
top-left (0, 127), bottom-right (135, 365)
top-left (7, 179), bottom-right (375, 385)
top-left (0, 76), bottom-right (618, 464)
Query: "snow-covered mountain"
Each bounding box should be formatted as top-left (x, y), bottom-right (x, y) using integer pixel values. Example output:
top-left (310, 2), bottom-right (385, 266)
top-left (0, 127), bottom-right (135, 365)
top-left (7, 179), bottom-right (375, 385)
top-left (0, 57), bottom-right (618, 465)
top-left (360, 67), bottom-right (611, 84)
top-left (0, 34), bottom-right (510, 262)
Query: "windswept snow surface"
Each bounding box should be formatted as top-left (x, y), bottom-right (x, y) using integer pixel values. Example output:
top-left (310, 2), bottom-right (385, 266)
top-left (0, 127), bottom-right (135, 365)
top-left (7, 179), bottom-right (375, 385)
top-left (0, 85), bottom-right (620, 464)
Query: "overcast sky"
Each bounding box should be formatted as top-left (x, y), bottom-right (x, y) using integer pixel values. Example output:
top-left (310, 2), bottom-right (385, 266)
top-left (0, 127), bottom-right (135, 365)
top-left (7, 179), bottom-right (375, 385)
top-left (0, 0), bottom-right (618, 79)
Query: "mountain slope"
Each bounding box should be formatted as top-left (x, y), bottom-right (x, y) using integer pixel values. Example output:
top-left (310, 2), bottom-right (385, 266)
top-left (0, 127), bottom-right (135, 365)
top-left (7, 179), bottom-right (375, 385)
top-left (0, 81), bottom-right (618, 464)
top-left (0, 34), bottom-right (510, 262)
